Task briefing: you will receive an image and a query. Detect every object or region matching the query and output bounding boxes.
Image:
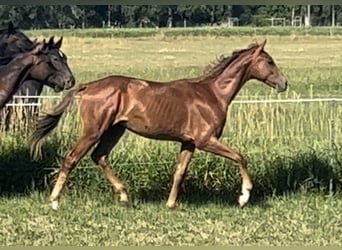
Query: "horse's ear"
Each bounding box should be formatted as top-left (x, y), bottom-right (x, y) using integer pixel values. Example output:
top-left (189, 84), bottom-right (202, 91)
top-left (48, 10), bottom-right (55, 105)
top-left (260, 39), bottom-right (267, 50)
top-left (54, 36), bottom-right (63, 49)
top-left (48, 36), bottom-right (55, 48)
top-left (253, 39), bottom-right (267, 56)
top-left (41, 39), bottom-right (49, 52)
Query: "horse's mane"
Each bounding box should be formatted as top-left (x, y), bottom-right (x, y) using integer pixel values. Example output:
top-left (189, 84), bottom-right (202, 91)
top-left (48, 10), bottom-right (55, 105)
top-left (0, 22), bottom-right (35, 65)
top-left (201, 42), bottom-right (259, 82)
top-left (0, 23), bottom-right (17, 34)
top-left (0, 55), bottom-right (14, 65)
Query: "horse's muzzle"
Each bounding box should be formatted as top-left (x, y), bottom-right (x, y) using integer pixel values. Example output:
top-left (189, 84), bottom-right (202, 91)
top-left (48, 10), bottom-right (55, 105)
top-left (65, 76), bottom-right (76, 90)
top-left (53, 76), bottom-right (75, 92)
top-left (276, 78), bottom-right (288, 93)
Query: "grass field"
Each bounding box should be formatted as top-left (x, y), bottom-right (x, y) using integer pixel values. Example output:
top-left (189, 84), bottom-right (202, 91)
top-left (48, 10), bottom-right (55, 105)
top-left (1, 29), bottom-right (342, 246)
top-left (53, 33), bottom-right (342, 98)
top-left (1, 191), bottom-right (341, 246)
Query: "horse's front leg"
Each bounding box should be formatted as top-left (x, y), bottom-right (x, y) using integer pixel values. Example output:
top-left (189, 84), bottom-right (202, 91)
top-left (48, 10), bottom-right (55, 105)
top-left (166, 142), bottom-right (195, 209)
top-left (198, 136), bottom-right (253, 207)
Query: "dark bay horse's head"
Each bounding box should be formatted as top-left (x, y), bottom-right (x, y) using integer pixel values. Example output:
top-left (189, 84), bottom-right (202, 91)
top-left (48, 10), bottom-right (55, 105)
top-left (28, 36), bottom-right (75, 92)
top-left (248, 40), bottom-right (288, 92)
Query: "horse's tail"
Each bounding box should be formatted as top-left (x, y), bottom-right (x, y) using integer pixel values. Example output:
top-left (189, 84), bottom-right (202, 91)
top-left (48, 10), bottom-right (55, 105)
top-left (30, 84), bottom-right (86, 160)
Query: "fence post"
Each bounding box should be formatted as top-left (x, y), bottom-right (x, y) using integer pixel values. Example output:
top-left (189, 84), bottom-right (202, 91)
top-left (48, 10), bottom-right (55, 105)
top-left (329, 100), bottom-right (337, 196)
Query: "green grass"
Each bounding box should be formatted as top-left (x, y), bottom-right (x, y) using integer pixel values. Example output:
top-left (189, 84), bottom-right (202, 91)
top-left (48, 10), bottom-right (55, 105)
top-left (0, 191), bottom-right (341, 246)
top-left (1, 33), bottom-right (342, 245)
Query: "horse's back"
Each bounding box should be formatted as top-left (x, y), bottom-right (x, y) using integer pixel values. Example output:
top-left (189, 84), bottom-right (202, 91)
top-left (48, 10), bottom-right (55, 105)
top-left (77, 75), bottom-right (196, 141)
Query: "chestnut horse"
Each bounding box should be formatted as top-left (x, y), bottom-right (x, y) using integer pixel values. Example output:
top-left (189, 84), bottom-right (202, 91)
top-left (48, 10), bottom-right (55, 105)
top-left (30, 40), bottom-right (288, 210)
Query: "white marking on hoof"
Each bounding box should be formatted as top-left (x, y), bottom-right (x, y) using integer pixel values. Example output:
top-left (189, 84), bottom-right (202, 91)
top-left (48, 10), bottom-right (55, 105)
top-left (51, 200), bottom-right (59, 210)
top-left (238, 189), bottom-right (250, 207)
top-left (166, 200), bottom-right (176, 210)
top-left (120, 193), bottom-right (129, 204)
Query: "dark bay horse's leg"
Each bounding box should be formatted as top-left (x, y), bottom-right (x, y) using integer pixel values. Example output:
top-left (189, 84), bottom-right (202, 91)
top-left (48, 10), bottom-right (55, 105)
top-left (198, 137), bottom-right (253, 207)
top-left (50, 130), bottom-right (101, 210)
top-left (3, 106), bottom-right (12, 131)
top-left (166, 142), bottom-right (195, 209)
top-left (90, 124), bottom-right (129, 205)
top-left (0, 104), bottom-right (13, 131)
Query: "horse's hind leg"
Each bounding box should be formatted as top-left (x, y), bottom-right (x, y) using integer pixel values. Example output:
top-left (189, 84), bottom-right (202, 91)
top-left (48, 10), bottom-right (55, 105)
top-left (90, 124), bottom-right (129, 205)
top-left (50, 130), bottom-right (100, 210)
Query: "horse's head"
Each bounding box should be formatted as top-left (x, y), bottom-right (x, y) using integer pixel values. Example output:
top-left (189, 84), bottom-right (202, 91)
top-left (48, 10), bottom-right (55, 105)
top-left (0, 21), bottom-right (35, 57)
top-left (28, 36), bottom-right (75, 92)
top-left (248, 40), bottom-right (288, 92)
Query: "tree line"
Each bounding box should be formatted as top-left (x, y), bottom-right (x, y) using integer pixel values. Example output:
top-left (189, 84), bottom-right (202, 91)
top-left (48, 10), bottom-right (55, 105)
top-left (0, 5), bottom-right (341, 29)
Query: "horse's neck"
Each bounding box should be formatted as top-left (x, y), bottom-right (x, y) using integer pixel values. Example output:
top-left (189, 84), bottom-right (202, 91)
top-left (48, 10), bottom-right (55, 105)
top-left (210, 60), bottom-right (251, 112)
top-left (0, 56), bottom-right (34, 108)
top-left (17, 80), bottom-right (44, 96)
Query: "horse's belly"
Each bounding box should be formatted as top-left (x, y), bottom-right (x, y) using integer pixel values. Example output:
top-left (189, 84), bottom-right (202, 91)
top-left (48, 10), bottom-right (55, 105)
top-left (123, 110), bottom-right (191, 142)
top-left (126, 126), bottom-right (189, 142)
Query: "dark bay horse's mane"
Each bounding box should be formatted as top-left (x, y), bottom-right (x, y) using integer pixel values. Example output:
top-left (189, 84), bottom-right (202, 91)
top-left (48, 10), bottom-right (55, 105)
top-left (0, 55), bottom-right (13, 65)
top-left (201, 42), bottom-right (259, 83)
top-left (0, 45), bottom-right (34, 65)
top-left (0, 21), bottom-right (36, 65)
top-left (0, 21), bottom-right (18, 34)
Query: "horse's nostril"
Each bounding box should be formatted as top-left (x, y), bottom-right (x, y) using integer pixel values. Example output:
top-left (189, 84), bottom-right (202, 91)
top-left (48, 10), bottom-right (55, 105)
top-left (281, 81), bottom-right (288, 91)
top-left (66, 77), bottom-right (75, 86)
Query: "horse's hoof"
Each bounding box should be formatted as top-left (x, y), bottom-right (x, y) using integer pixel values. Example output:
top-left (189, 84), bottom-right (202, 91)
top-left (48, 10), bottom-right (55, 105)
top-left (118, 194), bottom-right (131, 208)
top-left (51, 200), bottom-right (59, 210)
top-left (238, 190), bottom-right (250, 208)
top-left (166, 201), bottom-right (177, 210)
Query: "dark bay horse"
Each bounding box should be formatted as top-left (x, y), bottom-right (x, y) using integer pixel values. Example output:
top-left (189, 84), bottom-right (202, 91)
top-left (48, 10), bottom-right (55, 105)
top-left (0, 38), bottom-right (75, 113)
top-left (0, 21), bottom-right (74, 129)
top-left (0, 43), bottom-right (46, 108)
top-left (0, 22), bottom-right (72, 92)
top-left (30, 40), bottom-right (288, 210)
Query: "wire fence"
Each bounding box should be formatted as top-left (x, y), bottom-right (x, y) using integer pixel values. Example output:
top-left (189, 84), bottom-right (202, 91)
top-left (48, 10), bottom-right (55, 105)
top-left (6, 95), bottom-right (342, 104)
top-left (4, 95), bottom-right (342, 145)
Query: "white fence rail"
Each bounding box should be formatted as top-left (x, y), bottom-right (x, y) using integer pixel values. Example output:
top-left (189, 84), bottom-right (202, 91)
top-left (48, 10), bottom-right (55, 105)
top-left (5, 95), bottom-right (342, 107)
top-left (5, 95), bottom-right (62, 107)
